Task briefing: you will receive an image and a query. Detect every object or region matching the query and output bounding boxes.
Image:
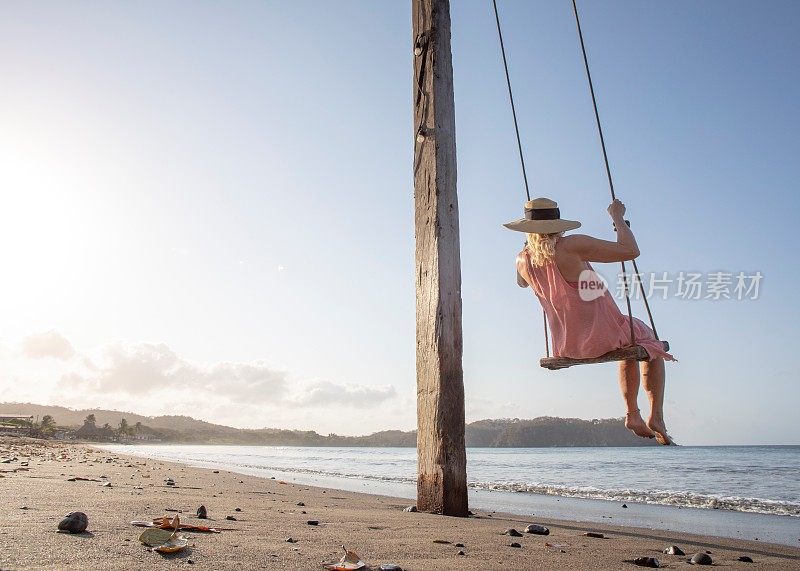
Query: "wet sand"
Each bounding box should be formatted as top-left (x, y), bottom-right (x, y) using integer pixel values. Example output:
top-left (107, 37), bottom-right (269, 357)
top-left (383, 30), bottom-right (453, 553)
top-left (1, 438), bottom-right (798, 570)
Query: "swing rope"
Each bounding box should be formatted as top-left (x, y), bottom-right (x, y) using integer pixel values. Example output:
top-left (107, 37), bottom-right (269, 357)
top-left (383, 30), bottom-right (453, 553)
top-left (492, 0), bottom-right (662, 357)
top-left (569, 0), bottom-right (637, 345)
top-left (571, 0), bottom-right (660, 341)
top-left (492, 0), bottom-right (550, 354)
top-left (492, 0), bottom-right (531, 202)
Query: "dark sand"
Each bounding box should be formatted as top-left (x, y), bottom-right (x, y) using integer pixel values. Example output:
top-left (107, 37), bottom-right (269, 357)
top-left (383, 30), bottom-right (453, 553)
top-left (1, 439), bottom-right (798, 570)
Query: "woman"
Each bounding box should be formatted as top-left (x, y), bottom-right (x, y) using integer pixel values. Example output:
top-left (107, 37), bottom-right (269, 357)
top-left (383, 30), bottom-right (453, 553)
top-left (506, 197), bottom-right (675, 445)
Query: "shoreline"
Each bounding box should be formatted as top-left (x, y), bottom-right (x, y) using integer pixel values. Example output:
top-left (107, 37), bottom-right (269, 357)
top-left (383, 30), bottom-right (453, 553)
top-left (97, 442), bottom-right (800, 546)
top-left (2, 438), bottom-right (799, 570)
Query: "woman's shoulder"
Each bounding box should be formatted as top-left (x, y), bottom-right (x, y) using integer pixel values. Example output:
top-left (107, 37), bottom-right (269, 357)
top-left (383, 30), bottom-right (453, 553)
top-left (557, 233), bottom-right (592, 249)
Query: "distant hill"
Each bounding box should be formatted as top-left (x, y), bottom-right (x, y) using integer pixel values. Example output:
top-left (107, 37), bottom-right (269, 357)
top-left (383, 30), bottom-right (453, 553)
top-left (0, 402), bottom-right (654, 447)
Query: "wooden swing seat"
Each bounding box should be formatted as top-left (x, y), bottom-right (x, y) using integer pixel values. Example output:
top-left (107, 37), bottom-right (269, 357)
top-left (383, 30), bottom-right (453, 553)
top-left (540, 341), bottom-right (670, 371)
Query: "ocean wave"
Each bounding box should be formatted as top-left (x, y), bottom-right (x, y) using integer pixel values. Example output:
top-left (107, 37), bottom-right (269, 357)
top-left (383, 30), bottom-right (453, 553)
top-left (469, 481), bottom-right (800, 517)
top-left (225, 462), bottom-right (800, 517)
top-left (213, 461), bottom-right (418, 485)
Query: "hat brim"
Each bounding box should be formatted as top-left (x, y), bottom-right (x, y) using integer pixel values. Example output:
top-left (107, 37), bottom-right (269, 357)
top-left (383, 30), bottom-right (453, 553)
top-left (503, 218), bottom-right (582, 234)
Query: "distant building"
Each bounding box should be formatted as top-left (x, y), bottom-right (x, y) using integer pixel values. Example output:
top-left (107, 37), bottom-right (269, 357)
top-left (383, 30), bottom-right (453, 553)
top-left (72, 423), bottom-right (117, 442)
top-left (0, 414), bottom-right (34, 436)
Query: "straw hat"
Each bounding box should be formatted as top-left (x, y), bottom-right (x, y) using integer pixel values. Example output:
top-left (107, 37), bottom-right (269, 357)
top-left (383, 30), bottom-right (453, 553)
top-left (503, 197), bottom-right (581, 234)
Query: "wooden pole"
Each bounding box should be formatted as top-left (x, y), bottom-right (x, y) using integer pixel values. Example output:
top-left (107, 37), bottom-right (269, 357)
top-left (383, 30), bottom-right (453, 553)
top-left (412, 0), bottom-right (468, 517)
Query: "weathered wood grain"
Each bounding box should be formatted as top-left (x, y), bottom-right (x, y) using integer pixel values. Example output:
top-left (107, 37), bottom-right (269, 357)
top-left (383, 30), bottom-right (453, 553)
top-left (412, 0), bottom-right (468, 517)
top-left (540, 341), bottom-right (671, 370)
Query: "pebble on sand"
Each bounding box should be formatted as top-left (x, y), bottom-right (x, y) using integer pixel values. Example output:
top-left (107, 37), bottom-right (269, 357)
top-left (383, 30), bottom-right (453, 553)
top-left (196, 505), bottom-right (207, 519)
top-left (225, 515), bottom-right (237, 521)
top-left (503, 528), bottom-right (523, 537)
top-left (632, 557), bottom-right (661, 568)
top-left (307, 520), bottom-right (319, 526)
top-left (583, 532), bottom-right (605, 539)
top-left (663, 545), bottom-right (685, 555)
top-left (509, 542), bottom-right (522, 548)
top-left (738, 556), bottom-right (754, 563)
top-left (689, 553), bottom-right (713, 565)
top-left (57, 512), bottom-right (88, 534)
top-left (524, 524), bottom-right (549, 536)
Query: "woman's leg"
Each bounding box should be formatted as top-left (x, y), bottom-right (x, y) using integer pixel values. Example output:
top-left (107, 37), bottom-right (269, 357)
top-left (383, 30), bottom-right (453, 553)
top-left (619, 359), bottom-right (655, 439)
top-left (642, 358), bottom-right (672, 445)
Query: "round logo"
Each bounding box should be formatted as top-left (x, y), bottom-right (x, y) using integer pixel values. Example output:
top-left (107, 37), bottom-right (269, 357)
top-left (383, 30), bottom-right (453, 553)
top-left (578, 269), bottom-right (609, 301)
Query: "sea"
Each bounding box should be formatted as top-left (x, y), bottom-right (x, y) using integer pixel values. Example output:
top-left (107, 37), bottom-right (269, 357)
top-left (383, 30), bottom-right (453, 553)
top-left (98, 444), bottom-right (800, 547)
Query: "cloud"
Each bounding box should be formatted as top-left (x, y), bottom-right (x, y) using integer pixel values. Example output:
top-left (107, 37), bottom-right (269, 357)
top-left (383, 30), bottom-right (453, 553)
top-left (53, 338), bottom-right (397, 412)
top-left (59, 342), bottom-right (287, 404)
top-left (198, 361), bottom-right (288, 404)
top-left (291, 381), bottom-right (397, 407)
top-left (3, 332), bottom-right (404, 433)
top-left (464, 396), bottom-right (523, 423)
top-left (21, 330), bottom-right (75, 360)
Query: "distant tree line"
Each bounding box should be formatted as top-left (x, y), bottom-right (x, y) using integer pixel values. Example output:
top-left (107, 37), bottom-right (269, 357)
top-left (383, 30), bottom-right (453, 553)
top-left (60, 417), bottom-right (653, 447)
top-left (3, 403), bottom-right (655, 447)
top-left (18, 413), bottom-right (150, 442)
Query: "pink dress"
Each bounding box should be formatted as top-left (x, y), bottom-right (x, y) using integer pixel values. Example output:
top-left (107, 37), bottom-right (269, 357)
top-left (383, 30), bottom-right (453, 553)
top-left (517, 250), bottom-right (675, 361)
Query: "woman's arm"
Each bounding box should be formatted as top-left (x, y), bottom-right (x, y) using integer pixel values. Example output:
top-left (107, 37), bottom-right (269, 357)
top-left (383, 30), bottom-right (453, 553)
top-left (561, 199), bottom-right (640, 263)
top-left (516, 255), bottom-right (530, 287)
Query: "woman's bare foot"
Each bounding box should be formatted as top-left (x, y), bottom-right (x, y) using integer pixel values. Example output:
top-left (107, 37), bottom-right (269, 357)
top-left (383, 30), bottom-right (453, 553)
top-left (625, 410), bottom-right (656, 439)
top-left (647, 416), bottom-right (674, 445)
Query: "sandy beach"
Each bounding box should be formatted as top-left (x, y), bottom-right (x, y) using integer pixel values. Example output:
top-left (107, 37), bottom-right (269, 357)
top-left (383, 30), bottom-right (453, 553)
top-left (1, 438), bottom-right (798, 570)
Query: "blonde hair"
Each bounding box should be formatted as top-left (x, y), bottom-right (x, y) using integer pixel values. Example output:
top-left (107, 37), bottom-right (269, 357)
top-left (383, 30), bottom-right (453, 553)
top-left (525, 232), bottom-right (562, 267)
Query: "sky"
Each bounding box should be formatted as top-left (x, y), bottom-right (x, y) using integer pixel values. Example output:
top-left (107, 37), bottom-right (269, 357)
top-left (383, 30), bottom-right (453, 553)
top-left (0, 1), bottom-right (797, 445)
